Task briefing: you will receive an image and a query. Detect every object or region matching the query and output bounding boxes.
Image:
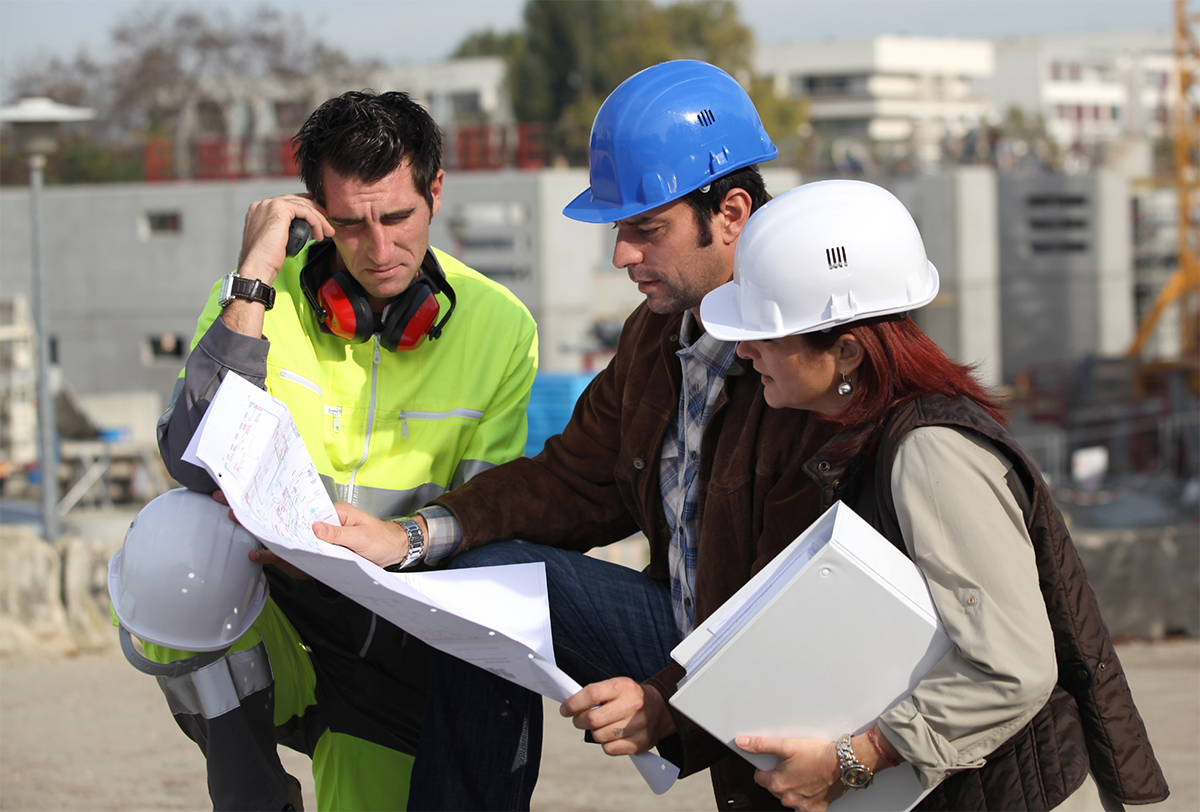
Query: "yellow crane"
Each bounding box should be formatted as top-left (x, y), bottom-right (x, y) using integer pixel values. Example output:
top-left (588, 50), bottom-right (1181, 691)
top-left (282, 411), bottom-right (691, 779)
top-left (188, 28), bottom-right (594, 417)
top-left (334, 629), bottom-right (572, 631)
top-left (1127, 0), bottom-right (1199, 361)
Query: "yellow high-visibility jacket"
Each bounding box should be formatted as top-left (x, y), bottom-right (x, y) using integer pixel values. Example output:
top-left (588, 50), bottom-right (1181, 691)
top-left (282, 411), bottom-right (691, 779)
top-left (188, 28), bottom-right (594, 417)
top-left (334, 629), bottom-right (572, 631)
top-left (159, 243), bottom-right (538, 515)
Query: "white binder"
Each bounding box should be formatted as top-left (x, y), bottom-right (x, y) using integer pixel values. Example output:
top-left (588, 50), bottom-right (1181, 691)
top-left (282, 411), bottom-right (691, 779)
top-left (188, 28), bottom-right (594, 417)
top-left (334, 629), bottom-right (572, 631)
top-left (669, 502), bottom-right (953, 812)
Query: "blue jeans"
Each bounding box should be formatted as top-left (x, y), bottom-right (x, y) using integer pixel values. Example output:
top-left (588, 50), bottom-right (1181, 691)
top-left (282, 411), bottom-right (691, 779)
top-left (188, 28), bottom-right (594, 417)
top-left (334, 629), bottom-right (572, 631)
top-left (408, 541), bottom-right (682, 811)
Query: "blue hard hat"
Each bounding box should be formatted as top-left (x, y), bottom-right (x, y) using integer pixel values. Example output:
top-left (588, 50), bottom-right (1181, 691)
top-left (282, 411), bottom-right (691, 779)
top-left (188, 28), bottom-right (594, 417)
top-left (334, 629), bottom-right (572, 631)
top-left (563, 60), bottom-right (778, 224)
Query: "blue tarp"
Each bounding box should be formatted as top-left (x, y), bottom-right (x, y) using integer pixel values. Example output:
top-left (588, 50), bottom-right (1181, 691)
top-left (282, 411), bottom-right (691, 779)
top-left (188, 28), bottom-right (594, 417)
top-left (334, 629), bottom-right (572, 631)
top-left (524, 372), bottom-right (597, 458)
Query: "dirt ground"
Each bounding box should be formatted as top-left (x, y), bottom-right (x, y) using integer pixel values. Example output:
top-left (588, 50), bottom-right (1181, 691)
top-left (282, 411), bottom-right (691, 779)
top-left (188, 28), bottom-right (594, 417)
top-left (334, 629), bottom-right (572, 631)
top-left (1, 638), bottom-right (1196, 811)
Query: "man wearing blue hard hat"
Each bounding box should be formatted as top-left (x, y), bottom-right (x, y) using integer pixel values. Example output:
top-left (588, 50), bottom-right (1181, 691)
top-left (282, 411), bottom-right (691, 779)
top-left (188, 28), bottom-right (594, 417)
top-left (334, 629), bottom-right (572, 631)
top-left (321, 60), bottom-right (824, 810)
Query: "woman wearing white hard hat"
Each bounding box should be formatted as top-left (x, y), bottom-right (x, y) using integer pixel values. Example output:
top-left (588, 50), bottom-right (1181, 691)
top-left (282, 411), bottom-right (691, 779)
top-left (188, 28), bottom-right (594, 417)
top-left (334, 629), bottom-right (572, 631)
top-left (698, 180), bottom-right (1165, 812)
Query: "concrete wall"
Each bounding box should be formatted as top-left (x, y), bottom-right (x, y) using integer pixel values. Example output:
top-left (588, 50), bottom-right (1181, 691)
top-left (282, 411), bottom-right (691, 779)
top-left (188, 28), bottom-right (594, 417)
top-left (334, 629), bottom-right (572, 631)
top-left (0, 170), bottom-right (611, 407)
top-left (996, 171), bottom-right (1135, 382)
top-left (1, 179), bottom-right (301, 406)
top-left (882, 167), bottom-right (1002, 386)
top-left (1074, 525), bottom-right (1200, 639)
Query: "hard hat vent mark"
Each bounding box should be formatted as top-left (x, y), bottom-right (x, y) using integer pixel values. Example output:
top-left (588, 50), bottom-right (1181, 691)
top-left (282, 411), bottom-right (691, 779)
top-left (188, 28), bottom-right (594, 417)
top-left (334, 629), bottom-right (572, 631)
top-left (697, 109), bottom-right (716, 127)
top-left (826, 246), bottom-right (848, 270)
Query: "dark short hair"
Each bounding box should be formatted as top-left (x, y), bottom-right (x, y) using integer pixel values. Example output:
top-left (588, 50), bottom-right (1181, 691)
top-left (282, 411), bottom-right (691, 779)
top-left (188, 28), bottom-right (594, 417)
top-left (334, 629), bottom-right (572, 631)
top-left (681, 165), bottom-right (770, 247)
top-left (293, 90), bottom-right (443, 209)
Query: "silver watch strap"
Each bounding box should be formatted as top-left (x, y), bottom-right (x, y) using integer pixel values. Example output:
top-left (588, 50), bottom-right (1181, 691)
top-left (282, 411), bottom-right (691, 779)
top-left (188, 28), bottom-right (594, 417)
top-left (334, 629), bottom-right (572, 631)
top-left (384, 517), bottom-right (424, 571)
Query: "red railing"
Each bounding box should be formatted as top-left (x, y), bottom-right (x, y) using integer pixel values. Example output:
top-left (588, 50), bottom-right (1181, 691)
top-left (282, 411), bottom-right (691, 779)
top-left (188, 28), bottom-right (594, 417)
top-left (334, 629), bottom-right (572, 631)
top-left (145, 125), bottom-right (553, 181)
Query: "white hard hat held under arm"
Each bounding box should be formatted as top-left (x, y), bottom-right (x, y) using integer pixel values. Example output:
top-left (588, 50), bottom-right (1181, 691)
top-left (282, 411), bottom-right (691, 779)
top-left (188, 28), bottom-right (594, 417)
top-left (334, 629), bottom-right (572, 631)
top-left (700, 179), bottom-right (940, 341)
top-left (108, 488), bottom-right (268, 658)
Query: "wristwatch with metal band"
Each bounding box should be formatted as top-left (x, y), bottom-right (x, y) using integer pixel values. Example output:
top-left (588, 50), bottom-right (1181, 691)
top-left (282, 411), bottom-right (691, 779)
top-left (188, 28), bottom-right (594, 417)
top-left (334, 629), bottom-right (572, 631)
top-left (218, 273), bottom-right (276, 310)
top-left (836, 733), bottom-right (874, 789)
top-left (384, 518), bottom-right (424, 572)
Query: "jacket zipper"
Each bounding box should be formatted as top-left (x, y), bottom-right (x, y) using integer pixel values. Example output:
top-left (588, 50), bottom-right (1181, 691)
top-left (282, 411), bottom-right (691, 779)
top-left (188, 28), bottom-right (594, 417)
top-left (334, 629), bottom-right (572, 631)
top-left (346, 336), bottom-right (382, 504)
top-left (398, 408), bottom-right (485, 440)
top-left (278, 368), bottom-right (322, 396)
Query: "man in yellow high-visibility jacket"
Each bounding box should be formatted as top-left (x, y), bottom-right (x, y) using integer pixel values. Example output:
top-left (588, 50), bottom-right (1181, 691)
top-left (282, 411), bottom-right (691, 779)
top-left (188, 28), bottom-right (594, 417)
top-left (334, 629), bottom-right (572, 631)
top-left (144, 90), bottom-right (537, 811)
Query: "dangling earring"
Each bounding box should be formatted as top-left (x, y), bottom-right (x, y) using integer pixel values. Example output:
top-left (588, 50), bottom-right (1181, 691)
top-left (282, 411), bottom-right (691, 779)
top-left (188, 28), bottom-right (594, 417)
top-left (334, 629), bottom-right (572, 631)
top-left (837, 374), bottom-right (853, 397)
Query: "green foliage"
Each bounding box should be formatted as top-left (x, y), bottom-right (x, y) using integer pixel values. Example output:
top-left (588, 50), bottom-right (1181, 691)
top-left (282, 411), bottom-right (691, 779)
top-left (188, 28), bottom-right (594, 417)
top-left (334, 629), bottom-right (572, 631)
top-left (748, 77), bottom-right (806, 152)
top-left (54, 139), bottom-right (144, 184)
top-left (456, 0), bottom-right (756, 126)
top-left (453, 30), bottom-right (525, 60)
top-left (660, 1), bottom-right (753, 74)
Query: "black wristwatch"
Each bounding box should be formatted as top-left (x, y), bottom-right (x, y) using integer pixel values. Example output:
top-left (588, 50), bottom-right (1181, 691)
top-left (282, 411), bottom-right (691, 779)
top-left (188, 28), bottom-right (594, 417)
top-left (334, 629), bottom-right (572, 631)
top-left (219, 273), bottom-right (276, 310)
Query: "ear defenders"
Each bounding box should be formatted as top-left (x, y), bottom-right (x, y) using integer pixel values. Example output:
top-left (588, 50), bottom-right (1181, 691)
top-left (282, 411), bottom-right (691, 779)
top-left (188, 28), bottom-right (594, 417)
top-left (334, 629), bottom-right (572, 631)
top-left (299, 240), bottom-right (456, 352)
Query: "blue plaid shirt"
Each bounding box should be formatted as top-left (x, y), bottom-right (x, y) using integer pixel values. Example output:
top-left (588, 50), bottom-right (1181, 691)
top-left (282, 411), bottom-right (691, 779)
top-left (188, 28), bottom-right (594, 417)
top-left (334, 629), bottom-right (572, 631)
top-left (660, 311), bottom-right (738, 635)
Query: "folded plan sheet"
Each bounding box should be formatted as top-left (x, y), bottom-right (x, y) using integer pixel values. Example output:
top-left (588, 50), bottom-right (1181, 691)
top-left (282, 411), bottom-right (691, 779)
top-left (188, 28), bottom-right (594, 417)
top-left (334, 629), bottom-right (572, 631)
top-left (182, 372), bottom-right (677, 794)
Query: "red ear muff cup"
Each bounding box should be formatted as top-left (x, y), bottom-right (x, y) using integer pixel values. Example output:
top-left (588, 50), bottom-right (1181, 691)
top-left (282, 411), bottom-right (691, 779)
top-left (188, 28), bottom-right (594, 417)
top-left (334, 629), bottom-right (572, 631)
top-left (396, 294), bottom-right (440, 351)
top-left (380, 285), bottom-right (440, 352)
top-left (318, 273), bottom-right (374, 342)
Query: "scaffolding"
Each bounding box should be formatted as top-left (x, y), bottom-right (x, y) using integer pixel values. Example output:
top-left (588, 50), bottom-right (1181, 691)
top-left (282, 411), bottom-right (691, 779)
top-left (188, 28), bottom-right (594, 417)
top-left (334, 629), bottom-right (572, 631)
top-left (1127, 0), bottom-right (1200, 360)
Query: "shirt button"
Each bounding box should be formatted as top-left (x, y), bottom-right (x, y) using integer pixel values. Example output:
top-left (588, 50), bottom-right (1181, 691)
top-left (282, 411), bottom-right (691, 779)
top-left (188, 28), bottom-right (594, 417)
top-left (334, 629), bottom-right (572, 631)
top-left (670, 334), bottom-right (679, 343)
top-left (967, 596), bottom-right (978, 606)
top-left (633, 457), bottom-right (646, 470)
top-left (818, 461), bottom-right (831, 472)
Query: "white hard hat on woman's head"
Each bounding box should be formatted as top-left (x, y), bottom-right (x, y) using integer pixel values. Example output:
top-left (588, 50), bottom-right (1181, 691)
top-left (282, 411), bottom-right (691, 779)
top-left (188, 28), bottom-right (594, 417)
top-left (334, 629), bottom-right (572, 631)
top-left (700, 179), bottom-right (939, 342)
top-left (108, 488), bottom-right (268, 652)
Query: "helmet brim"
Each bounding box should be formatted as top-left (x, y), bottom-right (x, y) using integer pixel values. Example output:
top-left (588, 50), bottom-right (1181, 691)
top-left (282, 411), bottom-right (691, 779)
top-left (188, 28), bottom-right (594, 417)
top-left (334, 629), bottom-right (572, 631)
top-left (701, 261), bottom-right (941, 342)
top-left (562, 149), bottom-right (780, 224)
top-left (562, 186), bottom-right (634, 224)
top-left (107, 546), bottom-right (270, 652)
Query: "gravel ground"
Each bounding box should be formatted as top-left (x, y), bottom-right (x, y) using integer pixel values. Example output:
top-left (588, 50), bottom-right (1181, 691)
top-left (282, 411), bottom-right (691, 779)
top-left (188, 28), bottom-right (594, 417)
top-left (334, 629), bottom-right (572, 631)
top-left (1, 639), bottom-right (1195, 811)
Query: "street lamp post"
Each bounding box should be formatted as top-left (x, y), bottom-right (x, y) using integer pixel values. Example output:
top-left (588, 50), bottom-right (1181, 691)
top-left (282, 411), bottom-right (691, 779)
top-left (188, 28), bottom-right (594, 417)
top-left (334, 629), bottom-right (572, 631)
top-left (0, 97), bottom-right (95, 543)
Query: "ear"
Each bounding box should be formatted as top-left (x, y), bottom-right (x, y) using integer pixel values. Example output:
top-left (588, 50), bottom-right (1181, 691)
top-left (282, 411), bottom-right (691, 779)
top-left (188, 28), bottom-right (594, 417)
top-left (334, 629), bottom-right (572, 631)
top-left (428, 169), bottom-right (445, 218)
top-left (715, 187), bottom-right (753, 246)
top-left (835, 334), bottom-right (865, 375)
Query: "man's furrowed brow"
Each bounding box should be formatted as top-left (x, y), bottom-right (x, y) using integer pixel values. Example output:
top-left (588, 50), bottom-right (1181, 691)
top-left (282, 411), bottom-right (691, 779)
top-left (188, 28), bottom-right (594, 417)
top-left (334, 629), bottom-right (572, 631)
top-left (613, 214), bottom-right (658, 228)
top-left (329, 206), bottom-right (417, 226)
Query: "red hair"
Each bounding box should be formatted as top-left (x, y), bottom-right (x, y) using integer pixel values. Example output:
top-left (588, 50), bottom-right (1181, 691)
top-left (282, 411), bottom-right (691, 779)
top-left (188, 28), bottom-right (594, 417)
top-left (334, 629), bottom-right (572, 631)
top-left (802, 315), bottom-right (1007, 462)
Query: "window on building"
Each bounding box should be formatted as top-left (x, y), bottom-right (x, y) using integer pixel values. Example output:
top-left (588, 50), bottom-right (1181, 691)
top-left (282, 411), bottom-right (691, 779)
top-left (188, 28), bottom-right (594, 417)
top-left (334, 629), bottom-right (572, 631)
top-left (803, 74), bottom-right (868, 97)
top-left (451, 92), bottom-right (482, 115)
top-left (145, 333), bottom-right (186, 363)
top-left (147, 211), bottom-right (182, 234)
top-left (1031, 241), bottom-right (1088, 254)
top-left (137, 210), bottom-right (183, 242)
top-left (1027, 194), bottom-right (1086, 207)
top-left (1051, 61), bottom-right (1063, 81)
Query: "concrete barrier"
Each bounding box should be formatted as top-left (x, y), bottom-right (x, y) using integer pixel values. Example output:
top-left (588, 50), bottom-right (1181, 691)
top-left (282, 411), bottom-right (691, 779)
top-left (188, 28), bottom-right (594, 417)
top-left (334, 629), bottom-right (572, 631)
top-left (0, 517), bottom-right (1195, 655)
top-left (0, 526), bottom-right (76, 654)
top-left (1073, 524), bottom-right (1200, 639)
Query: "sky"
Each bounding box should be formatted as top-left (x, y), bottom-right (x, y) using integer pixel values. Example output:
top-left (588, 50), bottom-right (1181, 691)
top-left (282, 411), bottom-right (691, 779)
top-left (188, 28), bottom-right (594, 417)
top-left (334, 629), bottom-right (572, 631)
top-left (0, 0), bottom-right (1171, 98)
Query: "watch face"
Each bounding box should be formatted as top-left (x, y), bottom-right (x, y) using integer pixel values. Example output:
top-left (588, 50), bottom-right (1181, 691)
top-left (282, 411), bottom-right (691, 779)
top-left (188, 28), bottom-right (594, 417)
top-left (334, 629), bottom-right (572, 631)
top-left (842, 765), bottom-right (873, 789)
